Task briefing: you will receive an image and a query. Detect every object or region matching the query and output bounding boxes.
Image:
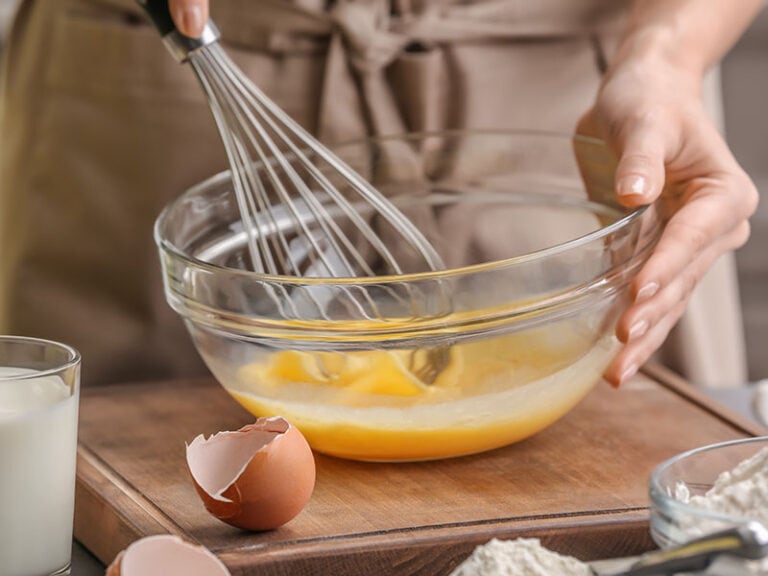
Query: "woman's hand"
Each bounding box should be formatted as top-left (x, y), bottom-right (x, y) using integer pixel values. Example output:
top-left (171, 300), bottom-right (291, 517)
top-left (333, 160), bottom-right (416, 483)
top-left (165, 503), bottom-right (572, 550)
top-left (169, 0), bottom-right (209, 38)
top-left (578, 52), bottom-right (758, 387)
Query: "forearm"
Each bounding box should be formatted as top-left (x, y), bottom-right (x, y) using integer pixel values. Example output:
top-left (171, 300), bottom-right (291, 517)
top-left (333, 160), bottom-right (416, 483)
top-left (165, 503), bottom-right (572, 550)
top-left (613, 0), bottom-right (764, 81)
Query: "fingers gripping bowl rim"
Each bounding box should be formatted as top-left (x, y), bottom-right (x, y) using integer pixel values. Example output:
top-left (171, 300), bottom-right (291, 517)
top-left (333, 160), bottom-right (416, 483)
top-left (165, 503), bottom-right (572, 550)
top-left (155, 129), bottom-right (662, 461)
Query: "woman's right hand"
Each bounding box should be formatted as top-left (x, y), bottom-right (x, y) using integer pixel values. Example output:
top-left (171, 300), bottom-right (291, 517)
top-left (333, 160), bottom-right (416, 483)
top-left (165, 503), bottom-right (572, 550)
top-left (169, 0), bottom-right (209, 38)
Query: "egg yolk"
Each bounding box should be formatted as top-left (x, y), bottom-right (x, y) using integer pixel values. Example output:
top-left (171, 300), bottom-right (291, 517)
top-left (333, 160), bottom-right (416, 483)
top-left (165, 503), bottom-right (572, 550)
top-left (254, 349), bottom-right (431, 398)
top-left (223, 321), bottom-right (617, 461)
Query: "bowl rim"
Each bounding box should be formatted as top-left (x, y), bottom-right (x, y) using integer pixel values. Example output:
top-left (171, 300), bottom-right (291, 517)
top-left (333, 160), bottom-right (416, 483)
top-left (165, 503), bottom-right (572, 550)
top-left (154, 128), bottom-right (654, 286)
top-left (649, 435), bottom-right (768, 525)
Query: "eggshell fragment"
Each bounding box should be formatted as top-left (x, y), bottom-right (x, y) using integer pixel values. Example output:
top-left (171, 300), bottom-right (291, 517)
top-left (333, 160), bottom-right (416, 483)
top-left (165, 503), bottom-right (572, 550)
top-left (186, 416), bottom-right (316, 531)
top-left (105, 534), bottom-right (230, 576)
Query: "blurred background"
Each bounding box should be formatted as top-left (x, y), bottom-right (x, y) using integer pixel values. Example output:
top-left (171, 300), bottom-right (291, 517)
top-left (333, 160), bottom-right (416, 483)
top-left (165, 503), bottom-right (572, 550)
top-left (0, 0), bottom-right (12, 47)
top-left (721, 8), bottom-right (768, 383)
top-left (0, 1), bottom-right (766, 384)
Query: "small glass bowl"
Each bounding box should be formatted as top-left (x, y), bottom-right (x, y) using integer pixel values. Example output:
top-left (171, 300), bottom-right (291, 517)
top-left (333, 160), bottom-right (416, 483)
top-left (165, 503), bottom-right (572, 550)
top-left (155, 130), bottom-right (661, 461)
top-left (649, 436), bottom-right (768, 549)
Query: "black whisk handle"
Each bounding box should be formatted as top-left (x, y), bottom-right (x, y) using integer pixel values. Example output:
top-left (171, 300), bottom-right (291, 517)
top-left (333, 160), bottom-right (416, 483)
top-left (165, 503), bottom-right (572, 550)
top-left (135, 0), bottom-right (220, 61)
top-left (135, 0), bottom-right (176, 36)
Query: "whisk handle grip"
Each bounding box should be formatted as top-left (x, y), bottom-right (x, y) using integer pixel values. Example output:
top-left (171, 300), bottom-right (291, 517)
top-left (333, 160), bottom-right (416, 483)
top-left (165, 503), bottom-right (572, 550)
top-left (135, 0), bottom-right (220, 61)
top-left (135, 0), bottom-right (176, 36)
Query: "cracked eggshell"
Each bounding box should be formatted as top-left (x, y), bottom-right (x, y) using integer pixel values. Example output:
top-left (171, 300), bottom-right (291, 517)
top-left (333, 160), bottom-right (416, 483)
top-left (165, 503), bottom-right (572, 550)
top-left (105, 534), bottom-right (230, 576)
top-left (186, 416), bottom-right (316, 531)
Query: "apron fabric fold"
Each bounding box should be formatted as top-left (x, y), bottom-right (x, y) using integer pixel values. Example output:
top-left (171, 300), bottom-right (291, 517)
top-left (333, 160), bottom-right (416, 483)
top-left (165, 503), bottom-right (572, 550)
top-left (0, 0), bottom-right (747, 386)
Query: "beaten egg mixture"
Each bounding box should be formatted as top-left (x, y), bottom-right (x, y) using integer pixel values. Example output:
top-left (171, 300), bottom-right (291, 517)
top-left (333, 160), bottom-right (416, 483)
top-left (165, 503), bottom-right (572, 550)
top-left (221, 323), bottom-right (617, 461)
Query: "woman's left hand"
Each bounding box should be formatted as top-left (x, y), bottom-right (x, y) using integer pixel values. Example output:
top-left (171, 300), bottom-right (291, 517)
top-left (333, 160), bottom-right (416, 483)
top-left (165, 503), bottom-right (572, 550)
top-left (578, 54), bottom-right (758, 387)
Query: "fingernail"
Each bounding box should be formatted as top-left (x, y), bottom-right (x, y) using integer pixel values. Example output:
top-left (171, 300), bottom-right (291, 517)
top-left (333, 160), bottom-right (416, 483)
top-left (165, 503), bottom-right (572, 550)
top-left (617, 175), bottom-right (647, 197)
top-left (636, 281), bottom-right (659, 302)
top-left (620, 363), bottom-right (638, 385)
top-left (176, 6), bottom-right (204, 38)
top-left (628, 319), bottom-right (649, 341)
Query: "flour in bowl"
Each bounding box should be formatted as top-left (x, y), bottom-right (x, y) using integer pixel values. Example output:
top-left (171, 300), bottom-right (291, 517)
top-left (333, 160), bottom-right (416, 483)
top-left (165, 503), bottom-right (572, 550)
top-left (676, 445), bottom-right (768, 574)
top-left (449, 538), bottom-right (591, 576)
top-left (675, 446), bottom-right (768, 526)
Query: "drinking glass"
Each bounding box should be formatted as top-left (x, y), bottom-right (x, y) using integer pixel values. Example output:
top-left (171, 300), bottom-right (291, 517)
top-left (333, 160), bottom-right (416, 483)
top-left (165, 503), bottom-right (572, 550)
top-left (0, 336), bottom-right (81, 576)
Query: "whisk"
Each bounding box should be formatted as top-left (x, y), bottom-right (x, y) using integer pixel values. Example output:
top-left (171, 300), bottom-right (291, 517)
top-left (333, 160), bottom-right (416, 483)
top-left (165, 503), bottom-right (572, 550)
top-left (138, 0), bottom-right (450, 383)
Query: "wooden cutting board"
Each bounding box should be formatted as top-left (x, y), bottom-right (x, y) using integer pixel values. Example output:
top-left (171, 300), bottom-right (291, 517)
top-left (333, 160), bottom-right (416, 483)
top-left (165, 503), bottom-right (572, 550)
top-left (74, 364), bottom-right (766, 575)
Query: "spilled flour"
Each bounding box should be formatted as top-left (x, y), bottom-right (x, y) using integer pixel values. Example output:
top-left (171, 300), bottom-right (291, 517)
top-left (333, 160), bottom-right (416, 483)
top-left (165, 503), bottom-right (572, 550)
top-left (449, 538), bottom-right (591, 576)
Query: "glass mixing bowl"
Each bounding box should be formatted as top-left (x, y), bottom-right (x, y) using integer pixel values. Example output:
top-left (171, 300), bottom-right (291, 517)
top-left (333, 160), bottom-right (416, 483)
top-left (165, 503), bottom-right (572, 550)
top-left (155, 130), bottom-right (661, 461)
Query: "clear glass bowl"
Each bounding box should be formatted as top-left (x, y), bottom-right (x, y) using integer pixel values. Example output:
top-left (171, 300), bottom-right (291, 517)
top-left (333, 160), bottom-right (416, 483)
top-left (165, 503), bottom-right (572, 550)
top-left (155, 130), bottom-right (661, 461)
top-left (649, 436), bottom-right (768, 549)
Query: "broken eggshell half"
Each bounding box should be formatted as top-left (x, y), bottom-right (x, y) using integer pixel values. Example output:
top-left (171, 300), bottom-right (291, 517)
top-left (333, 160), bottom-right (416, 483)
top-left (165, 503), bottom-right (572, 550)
top-left (105, 534), bottom-right (231, 576)
top-left (186, 416), bottom-right (316, 531)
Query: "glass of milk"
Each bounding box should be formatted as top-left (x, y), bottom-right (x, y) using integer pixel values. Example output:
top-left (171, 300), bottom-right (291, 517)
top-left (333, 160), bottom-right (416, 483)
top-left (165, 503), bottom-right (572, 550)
top-left (0, 336), bottom-right (81, 576)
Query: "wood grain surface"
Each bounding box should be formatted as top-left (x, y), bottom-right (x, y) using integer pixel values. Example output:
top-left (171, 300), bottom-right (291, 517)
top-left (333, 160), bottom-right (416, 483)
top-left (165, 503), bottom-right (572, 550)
top-left (73, 364), bottom-right (767, 575)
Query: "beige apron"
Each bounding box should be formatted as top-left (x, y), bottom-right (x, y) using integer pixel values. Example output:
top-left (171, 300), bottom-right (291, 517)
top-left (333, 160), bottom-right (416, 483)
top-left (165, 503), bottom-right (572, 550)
top-left (0, 0), bottom-right (747, 386)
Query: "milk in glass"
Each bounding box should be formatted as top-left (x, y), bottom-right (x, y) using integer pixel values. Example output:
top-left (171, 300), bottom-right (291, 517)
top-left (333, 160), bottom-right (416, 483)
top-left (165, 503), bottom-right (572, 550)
top-left (0, 367), bottom-right (79, 576)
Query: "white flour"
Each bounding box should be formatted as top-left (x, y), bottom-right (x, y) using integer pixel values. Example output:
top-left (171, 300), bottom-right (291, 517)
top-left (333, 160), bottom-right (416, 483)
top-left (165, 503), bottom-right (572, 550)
top-left (449, 538), bottom-right (592, 576)
top-left (676, 446), bottom-right (768, 524)
top-left (675, 445), bottom-right (768, 574)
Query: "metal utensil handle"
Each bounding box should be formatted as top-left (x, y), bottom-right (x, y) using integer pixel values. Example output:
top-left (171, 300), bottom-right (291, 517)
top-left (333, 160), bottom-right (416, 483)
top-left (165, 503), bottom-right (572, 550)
top-left (135, 0), bottom-right (220, 61)
top-left (621, 521), bottom-right (768, 576)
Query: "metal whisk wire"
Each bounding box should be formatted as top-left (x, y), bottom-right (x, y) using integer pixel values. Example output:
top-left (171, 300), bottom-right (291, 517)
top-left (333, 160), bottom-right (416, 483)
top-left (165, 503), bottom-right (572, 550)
top-left (189, 43), bottom-right (445, 279)
top-left (137, 0), bottom-right (451, 383)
